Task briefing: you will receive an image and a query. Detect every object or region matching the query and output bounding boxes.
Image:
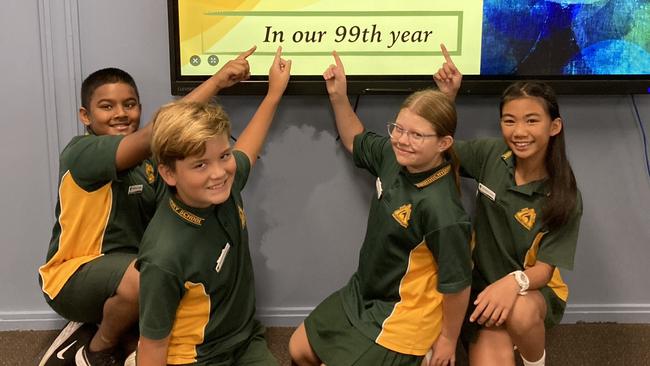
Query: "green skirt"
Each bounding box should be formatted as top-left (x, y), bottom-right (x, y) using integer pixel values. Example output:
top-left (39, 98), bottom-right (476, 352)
top-left (304, 291), bottom-right (423, 366)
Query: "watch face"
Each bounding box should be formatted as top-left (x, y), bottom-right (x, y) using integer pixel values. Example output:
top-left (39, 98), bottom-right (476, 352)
top-left (515, 271), bottom-right (529, 290)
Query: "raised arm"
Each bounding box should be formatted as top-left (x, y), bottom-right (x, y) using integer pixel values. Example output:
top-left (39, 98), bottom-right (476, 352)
top-left (433, 44), bottom-right (462, 102)
top-left (233, 47), bottom-right (291, 166)
top-left (323, 51), bottom-right (364, 154)
top-left (114, 47), bottom-right (256, 171)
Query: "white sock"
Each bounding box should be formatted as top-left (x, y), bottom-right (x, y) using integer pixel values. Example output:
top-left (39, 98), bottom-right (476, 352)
top-left (521, 350), bottom-right (545, 366)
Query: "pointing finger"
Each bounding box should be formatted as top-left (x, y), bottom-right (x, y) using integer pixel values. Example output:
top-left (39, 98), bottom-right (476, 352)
top-left (274, 46), bottom-right (282, 63)
top-left (440, 43), bottom-right (454, 65)
top-left (237, 45), bottom-right (257, 60)
top-left (332, 50), bottom-right (345, 72)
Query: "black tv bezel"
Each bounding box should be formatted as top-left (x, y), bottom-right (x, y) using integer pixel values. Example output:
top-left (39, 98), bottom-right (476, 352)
top-left (167, 0), bottom-right (650, 96)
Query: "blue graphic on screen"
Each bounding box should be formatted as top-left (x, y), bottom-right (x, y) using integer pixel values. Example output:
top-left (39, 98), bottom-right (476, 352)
top-left (481, 0), bottom-right (650, 75)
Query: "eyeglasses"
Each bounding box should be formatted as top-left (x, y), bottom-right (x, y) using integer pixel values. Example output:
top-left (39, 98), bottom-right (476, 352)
top-left (387, 123), bottom-right (437, 145)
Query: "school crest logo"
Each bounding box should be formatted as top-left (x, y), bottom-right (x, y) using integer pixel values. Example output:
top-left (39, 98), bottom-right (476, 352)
top-left (238, 205), bottom-right (246, 229)
top-left (145, 163), bottom-right (155, 184)
top-left (392, 204), bottom-right (412, 228)
top-left (515, 208), bottom-right (536, 230)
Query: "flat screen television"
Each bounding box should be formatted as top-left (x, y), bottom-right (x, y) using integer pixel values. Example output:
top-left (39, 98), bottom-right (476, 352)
top-left (167, 0), bottom-right (650, 95)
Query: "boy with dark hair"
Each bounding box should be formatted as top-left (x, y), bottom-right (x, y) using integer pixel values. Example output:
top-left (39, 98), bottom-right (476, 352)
top-left (135, 47), bottom-right (290, 366)
top-left (38, 47), bottom-right (256, 366)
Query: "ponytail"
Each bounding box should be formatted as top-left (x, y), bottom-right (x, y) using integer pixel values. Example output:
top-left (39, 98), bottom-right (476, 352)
top-left (543, 128), bottom-right (578, 229)
top-left (445, 145), bottom-right (462, 194)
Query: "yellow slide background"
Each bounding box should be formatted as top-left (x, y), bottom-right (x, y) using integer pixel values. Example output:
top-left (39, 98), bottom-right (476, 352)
top-left (178, 0), bottom-right (483, 76)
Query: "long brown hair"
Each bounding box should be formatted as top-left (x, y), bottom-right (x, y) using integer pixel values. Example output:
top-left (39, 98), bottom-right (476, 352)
top-left (500, 82), bottom-right (578, 230)
top-left (401, 89), bottom-right (461, 192)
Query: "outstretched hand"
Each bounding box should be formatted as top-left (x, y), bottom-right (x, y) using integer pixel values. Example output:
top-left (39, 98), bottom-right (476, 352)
top-left (268, 46), bottom-right (291, 99)
top-left (433, 44), bottom-right (462, 101)
top-left (214, 46), bottom-right (256, 89)
top-left (469, 275), bottom-right (519, 327)
top-left (323, 51), bottom-right (347, 99)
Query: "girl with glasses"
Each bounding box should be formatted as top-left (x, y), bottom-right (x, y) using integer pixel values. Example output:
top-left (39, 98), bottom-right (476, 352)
top-left (289, 51), bottom-right (473, 366)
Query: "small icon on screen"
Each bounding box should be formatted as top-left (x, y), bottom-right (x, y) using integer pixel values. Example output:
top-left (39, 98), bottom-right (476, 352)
top-left (208, 55), bottom-right (219, 66)
top-left (190, 55), bottom-right (201, 66)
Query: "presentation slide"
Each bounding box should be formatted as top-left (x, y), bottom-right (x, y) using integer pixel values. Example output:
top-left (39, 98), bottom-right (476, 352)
top-left (177, 0), bottom-right (484, 76)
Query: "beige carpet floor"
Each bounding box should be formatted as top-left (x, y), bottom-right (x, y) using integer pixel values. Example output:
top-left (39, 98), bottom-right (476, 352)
top-left (1, 324), bottom-right (649, 365)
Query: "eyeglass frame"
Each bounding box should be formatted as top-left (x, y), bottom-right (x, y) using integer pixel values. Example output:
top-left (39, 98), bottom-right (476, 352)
top-left (386, 122), bottom-right (437, 144)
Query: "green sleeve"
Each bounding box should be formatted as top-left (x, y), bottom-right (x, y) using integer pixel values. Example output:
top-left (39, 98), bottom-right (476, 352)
top-left (426, 222), bottom-right (473, 293)
top-left (537, 191), bottom-right (583, 270)
top-left (138, 261), bottom-right (184, 340)
top-left (232, 150), bottom-right (251, 192)
top-left (455, 138), bottom-right (504, 181)
top-left (60, 135), bottom-right (124, 189)
top-left (352, 131), bottom-right (391, 177)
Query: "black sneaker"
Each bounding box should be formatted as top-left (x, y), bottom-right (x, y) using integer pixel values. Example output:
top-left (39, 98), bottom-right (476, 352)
top-left (75, 344), bottom-right (123, 366)
top-left (38, 321), bottom-right (97, 366)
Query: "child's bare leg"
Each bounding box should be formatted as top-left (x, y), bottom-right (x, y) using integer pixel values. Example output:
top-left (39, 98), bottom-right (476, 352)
top-left (507, 291), bottom-right (547, 362)
top-left (289, 322), bottom-right (322, 366)
top-left (469, 326), bottom-right (516, 366)
top-left (89, 261), bottom-right (139, 351)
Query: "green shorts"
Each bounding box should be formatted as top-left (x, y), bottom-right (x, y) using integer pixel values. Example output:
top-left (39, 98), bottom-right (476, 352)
top-left (460, 286), bottom-right (566, 345)
top-left (45, 252), bottom-right (135, 324)
top-left (304, 291), bottom-right (423, 366)
top-left (178, 321), bottom-right (278, 366)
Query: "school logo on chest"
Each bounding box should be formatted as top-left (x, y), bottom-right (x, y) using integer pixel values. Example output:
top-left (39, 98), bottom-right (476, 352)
top-left (514, 207), bottom-right (536, 230)
top-left (392, 204), bottom-right (412, 228)
top-left (145, 162), bottom-right (155, 184)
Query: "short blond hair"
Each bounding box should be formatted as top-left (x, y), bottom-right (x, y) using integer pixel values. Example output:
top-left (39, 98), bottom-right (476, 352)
top-left (151, 101), bottom-right (231, 168)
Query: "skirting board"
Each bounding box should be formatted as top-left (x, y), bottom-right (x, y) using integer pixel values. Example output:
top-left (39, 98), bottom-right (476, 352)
top-left (0, 311), bottom-right (67, 331)
top-left (562, 304), bottom-right (650, 324)
top-left (2, 304), bottom-right (650, 331)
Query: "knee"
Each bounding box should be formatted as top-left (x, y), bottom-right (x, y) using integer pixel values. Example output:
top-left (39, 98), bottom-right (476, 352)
top-left (507, 298), bottom-right (544, 336)
top-left (289, 325), bottom-right (318, 366)
top-left (114, 264), bottom-right (139, 305)
top-left (288, 330), bottom-right (304, 361)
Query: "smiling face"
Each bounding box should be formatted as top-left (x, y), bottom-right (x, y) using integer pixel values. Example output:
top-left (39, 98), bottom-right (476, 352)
top-left (159, 134), bottom-right (236, 208)
top-left (390, 108), bottom-right (452, 173)
top-left (500, 97), bottom-right (562, 165)
top-left (79, 82), bottom-right (141, 136)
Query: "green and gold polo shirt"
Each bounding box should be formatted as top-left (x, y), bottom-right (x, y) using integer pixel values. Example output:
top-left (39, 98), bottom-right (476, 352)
top-left (137, 150), bottom-right (257, 365)
top-left (39, 134), bottom-right (165, 300)
top-left (456, 138), bottom-right (582, 304)
top-left (340, 131), bottom-right (472, 356)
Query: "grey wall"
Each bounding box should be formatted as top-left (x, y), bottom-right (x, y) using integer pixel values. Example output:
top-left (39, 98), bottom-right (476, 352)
top-left (1, 0), bottom-right (648, 330)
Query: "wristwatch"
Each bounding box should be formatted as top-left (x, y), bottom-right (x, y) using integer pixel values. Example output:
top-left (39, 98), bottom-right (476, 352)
top-left (510, 270), bottom-right (529, 295)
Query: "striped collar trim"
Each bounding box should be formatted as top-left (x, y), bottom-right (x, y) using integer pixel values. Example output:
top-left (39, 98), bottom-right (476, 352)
top-left (169, 198), bottom-right (205, 226)
top-left (415, 164), bottom-right (451, 188)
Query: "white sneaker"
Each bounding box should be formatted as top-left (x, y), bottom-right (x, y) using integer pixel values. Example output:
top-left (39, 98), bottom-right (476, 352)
top-left (123, 351), bottom-right (136, 366)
